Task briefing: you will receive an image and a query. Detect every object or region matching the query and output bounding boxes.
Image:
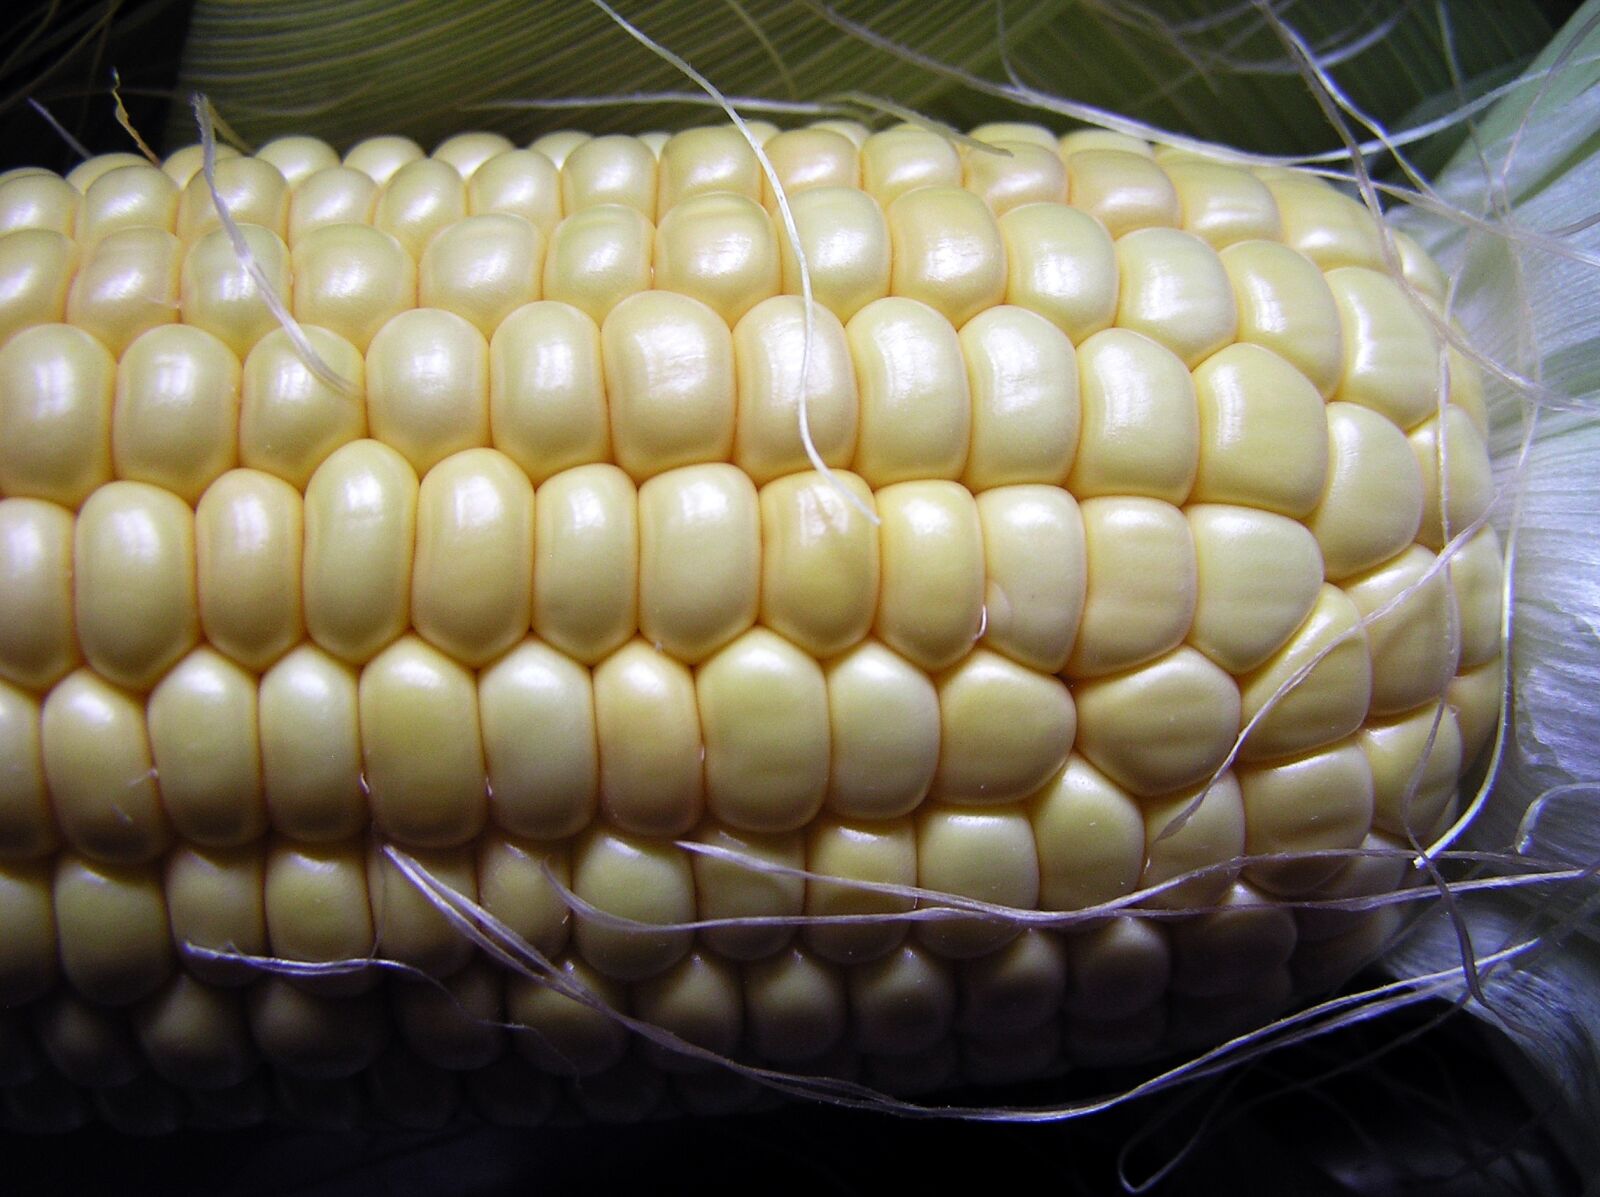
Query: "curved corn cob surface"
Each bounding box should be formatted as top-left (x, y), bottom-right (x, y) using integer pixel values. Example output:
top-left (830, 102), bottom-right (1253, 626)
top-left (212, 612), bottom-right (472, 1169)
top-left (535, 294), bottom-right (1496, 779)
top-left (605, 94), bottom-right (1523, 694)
top-left (0, 122), bottom-right (1501, 1132)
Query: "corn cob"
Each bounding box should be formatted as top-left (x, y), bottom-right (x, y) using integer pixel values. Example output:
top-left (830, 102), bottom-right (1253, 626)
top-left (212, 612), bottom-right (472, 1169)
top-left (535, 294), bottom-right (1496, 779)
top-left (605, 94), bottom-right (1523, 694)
top-left (0, 120), bottom-right (1501, 1132)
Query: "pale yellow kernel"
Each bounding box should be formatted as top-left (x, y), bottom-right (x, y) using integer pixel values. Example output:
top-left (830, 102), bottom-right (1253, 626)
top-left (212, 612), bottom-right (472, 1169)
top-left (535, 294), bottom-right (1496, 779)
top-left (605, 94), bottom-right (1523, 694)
top-left (812, 119), bottom-right (871, 148)
top-left (957, 929), bottom-right (1069, 1034)
top-left (638, 463), bottom-right (759, 663)
top-left (257, 135), bottom-right (340, 187)
top-left (1409, 406), bottom-right (1495, 550)
top-left (1140, 772), bottom-right (1247, 909)
top-left (259, 644), bottom-right (365, 842)
top-left (1028, 757), bottom-right (1143, 913)
top-left (658, 127), bottom-right (761, 212)
top-left (824, 640), bottom-right (940, 821)
top-left (73, 481), bottom-right (198, 691)
top-left (1308, 402), bottom-right (1425, 581)
top-left (998, 202), bottom-right (1117, 344)
top-left (571, 827), bottom-right (695, 982)
top-left (507, 957), bottom-right (627, 1077)
top-left (418, 213), bottom-right (544, 337)
top-left (180, 222), bottom-right (291, 358)
top-left (164, 844), bottom-right (267, 985)
top-left (65, 226), bottom-right (181, 357)
top-left (848, 942), bottom-right (956, 1056)
top-left (1220, 239), bottom-right (1342, 396)
top-left (360, 634), bottom-right (488, 848)
top-left (112, 323), bottom-right (241, 504)
top-left (1295, 830), bottom-right (1409, 942)
top-left (147, 647), bottom-right (266, 846)
top-left (933, 649), bottom-right (1075, 805)
top-left (432, 132), bottom-right (514, 179)
top-left (1169, 883), bottom-right (1297, 996)
top-left (742, 946), bottom-right (847, 1061)
top-left (690, 824), bottom-right (804, 960)
top-left (373, 158), bottom-right (466, 258)
top-left (250, 978), bottom-right (387, 1074)
top-left (477, 835), bottom-right (571, 960)
top-left (290, 222), bottom-right (416, 352)
top-left (1062, 917), bottom-right (1169, 1020)
top-left (636, 131), bottom-right (670, 158)
top-left (344, 136), bottom-right (425, 185)
top-left (402, 996), bottom-right (503, 1097)
top-left (760, 128), bottom-right (859, 210)
top-left (874, 480), bottom-right (985, 672)
top-left (1115, 226), bottom-right (1237, 367)
top-left (847, 297), bottom-right (970, 486)
top-left (0, 324), bottom-right (112, 506)
top-left (71, 151), bottom-right (158, 191)
top-left (633, 952), bottom-right (744, 1073)
top-left (53, 856), bottom-right (172, 1005)
top-left (735, 119), bottom-right (780, 145)
top-left (976, 485), bottom-right (1085, 674)
top-left (1165, 159), bottom-right (1281, 248)
top-left (964, 140), bottom-right (1066, 215)
top-left (413, 452), bottom-right (532, 669)
top-left (176, 157), bottom-right (288, 242)
top-left (1069, 495), bottom-right (1196, 678)
top-left (966, 123), bottom-right (1055, 151)
top-left (592, 639), bottom-right (704, 836)
top-left (532, 463), bottom-right (638, 664)
top-left (469, 149), bottom-right (562, 238)
top-left (860, 127), bottom-right (961, 206)
top-left (1074, 646), bottom-right (1242, 798)
top-left (777, 186), bottom-right (891, 323)
top-left (0, 499), bottom-right (78, 689)
top-left (1239, 740), bottom-right (1375, 895)
top-left (239, 326), bottom-right (366, 490)
top-left (1360, 705), bottom-right (1463, 841)
top-left (1265, 178), bottom-right (1384, 271)
top-left (605, 291), bottom-right (740, 481)
top-left (959, 305), bottom-right (1078, 491)
top-left (366, 307), bottom-right (490, 474)
top-left (367, 842), bottom-right (478, 977)
top-left (562, 134), bottom-right (658, 218)
top-left (1392, 229), bottom-right (1448, 304)
top-left (915, 806), bottom-right (1038, 958)
top-left (1328, 266), bottom-right (1441, 430)
top-left (1069, 328), bottom-right (1198, 503)
top-left (1344, 545), bottom-right (1461, 717)
top-left (804, 815), bottom-right (916, 964)
top-left (302, 438), bottom-right (418, 664)
top-left (655, 192), bottom-right (780, 325)
top-left (527, 130), bottom-right (591, 168)
top-left (0, 171), bottom-right (78, 236)
top-left (287, 166), bottom-right (379, 241)
top-left (1191, 342), bottom-right (1329, 517)
top-left (132, 972), bottom-right (256, 1091)
top-left (479, 639), bottom-right (598, 841)
top-left (1066, 150), bottom-right (1179, 237)
top-left (0, 858), bottom-right (56, 1002)
top-left (0, 229), bottom-right (77, 343)
top-left (1239, 584), bottom-right (1372, 762)
top-left (1448, 659), bottom-right (1502, 764)
top-left (759, 470), bottom-right (877, 659)
top-left (1450, 526), bottom-right (1503, 669)
top-left (886, 185), bottom-right (1006, 328)
top-left (699, 627), bottom-right (830, 834)
top-left (1187, 504), bottom-right (1324, 675)
top-left (732, 296), bottom-right (857, 483)
top-left (76, 166), bottom-right (178, 243)
top-left (264, 839), bottom-right (375, 990)
top-left (1060, 130), bottom-right (1154, 158)
top-left (487, 301), bottom-right (607, 484)
top-left (0, 683), bottom-right (56, 860)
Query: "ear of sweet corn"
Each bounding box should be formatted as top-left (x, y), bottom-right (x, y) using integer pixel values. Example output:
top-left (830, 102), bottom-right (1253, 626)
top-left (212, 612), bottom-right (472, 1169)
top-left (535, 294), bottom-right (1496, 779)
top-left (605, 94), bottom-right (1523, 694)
top-left (0, 120), bottom-right (1501, 1130)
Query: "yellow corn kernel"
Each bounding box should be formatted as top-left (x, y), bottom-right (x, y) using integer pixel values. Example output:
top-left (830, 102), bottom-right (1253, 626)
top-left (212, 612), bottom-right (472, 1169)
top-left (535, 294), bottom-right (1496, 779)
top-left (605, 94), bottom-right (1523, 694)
top-left (66, 227), bottom-right (182, 357)
top-left (0, 324), bottom-right (115, 507)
